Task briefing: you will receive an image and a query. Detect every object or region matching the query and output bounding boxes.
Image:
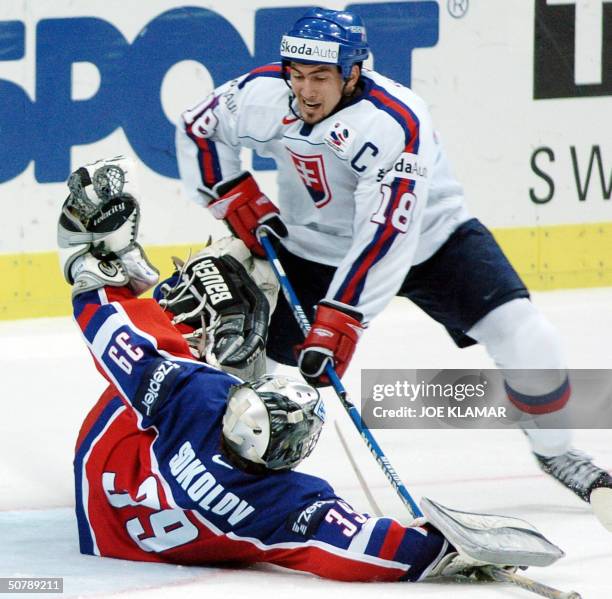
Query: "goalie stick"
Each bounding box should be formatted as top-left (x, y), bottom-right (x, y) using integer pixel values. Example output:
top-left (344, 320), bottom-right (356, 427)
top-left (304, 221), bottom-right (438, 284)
top-left (333, 420), bottom-right (383, 517)
top-left (258, 230), bottom-right (582, 599)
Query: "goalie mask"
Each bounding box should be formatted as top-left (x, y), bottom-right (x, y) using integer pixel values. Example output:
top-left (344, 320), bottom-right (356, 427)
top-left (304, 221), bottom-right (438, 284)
top-left (222, 375), bottom-right (325, 471)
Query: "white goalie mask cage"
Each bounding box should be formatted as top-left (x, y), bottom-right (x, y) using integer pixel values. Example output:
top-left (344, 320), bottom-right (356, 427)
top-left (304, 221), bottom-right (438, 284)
top-left (222, 375), bottom-right (325, 470)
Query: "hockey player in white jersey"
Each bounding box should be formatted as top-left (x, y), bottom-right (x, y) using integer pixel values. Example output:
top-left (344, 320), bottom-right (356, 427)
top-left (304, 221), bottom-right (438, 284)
top-left (175, 7), bottom-right (612, 528)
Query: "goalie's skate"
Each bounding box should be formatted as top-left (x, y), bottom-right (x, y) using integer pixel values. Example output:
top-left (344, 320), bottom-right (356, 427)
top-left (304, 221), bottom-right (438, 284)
top-left (535, 449), bottom-right (612, 531)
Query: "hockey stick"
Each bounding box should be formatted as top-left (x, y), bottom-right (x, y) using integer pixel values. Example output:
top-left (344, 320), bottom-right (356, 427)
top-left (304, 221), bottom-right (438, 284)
top-left (258, 231), bottom-right (422, 519)
top-left (333, 420), bottom-right (383, 517)
top-left (483, 568), bottom-right (581, 599)
top-left (258, 230), bottom-right (582, 599)
top-left (333, 415), bottom-right (582, 599)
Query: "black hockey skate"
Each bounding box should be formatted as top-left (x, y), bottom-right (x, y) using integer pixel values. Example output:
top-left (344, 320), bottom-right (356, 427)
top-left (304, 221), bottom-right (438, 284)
top-left (535, 448), bottom-right (612, 530)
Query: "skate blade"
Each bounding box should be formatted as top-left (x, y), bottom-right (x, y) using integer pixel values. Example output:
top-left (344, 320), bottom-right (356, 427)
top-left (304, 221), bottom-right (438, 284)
top-left (590, 487), bottom-right (612, 532)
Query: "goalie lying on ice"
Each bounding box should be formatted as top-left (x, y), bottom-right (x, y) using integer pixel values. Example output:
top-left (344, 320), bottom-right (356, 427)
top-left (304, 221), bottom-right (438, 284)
top-left (59, 157), bottom-right (564, 582)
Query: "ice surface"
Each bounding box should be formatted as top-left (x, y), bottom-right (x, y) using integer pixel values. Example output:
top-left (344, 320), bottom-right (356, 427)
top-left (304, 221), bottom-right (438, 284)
top-left (1, 289), bottom-right (611, 598)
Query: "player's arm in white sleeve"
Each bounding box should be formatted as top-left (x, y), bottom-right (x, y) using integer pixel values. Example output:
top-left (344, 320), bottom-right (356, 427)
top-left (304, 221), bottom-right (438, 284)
top-left (328, 102), bottom-right (436, 322)
top-left (175, 77), bottom-right (245, 207)
top-left (175, 70), bottom-right (287, 256)
top-left (297, 101), bottom-right (436, 386)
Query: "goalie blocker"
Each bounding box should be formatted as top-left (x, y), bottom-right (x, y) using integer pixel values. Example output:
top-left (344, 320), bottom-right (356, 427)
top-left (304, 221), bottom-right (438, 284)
top-left (156, 240), bottom-right (278, 381)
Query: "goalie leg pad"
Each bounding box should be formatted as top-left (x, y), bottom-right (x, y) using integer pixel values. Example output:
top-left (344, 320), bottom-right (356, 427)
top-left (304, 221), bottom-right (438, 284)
top-left (118, 244), bottom-right (160, 296)
top-left (420, 497), bottom-right (564, 574)
top-left (58, 187), bottom-right (140, 282)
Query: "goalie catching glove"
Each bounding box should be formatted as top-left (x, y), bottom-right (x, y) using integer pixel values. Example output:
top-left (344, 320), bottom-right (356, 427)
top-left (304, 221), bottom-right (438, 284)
top-left (297, 301), bottom-right (365, 387)
top-left (208, 171), bottom-right (287, 257)
top-left (57, 158), bottom-right (159, 297)
top-left (157, 242), bottom-right (273, 381)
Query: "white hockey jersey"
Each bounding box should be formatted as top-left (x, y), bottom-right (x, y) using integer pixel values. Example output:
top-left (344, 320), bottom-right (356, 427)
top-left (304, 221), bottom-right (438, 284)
top-left (176, 64), bottom-right (470, 323)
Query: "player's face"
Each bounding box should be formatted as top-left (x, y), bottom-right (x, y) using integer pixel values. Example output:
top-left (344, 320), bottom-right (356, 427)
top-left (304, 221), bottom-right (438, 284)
top-left (289, 63), bottom-right (346, 124)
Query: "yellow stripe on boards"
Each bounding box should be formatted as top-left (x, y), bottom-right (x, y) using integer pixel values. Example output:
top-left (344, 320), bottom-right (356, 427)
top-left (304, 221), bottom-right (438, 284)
top-left (492, 222), bottom-right (612, 290)
top-left (0, 244), bottom-right (205, 320)
top-left (1, 223), bottom-right (612, 321)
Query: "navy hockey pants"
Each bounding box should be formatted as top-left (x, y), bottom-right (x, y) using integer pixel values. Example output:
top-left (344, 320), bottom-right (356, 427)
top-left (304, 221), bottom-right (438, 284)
top-left (266, 218), bottom-right (530, 365)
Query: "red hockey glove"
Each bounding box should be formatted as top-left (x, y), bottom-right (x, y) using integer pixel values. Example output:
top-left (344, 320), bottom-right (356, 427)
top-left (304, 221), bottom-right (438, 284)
top-left (208, 172), bottom-right (287, 257)
top-left (296, 301), bottom-right (365, 387)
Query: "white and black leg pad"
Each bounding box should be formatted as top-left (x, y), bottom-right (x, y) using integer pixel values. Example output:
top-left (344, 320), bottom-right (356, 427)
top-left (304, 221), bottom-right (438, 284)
top-left (58, 158), bottom-right (159, 296)
top-left (421, 497), bottom-right (564, 575)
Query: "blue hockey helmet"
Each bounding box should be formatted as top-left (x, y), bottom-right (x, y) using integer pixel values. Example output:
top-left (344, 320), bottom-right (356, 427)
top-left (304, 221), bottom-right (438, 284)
top-left (280, 8), bottom-right (369, 79)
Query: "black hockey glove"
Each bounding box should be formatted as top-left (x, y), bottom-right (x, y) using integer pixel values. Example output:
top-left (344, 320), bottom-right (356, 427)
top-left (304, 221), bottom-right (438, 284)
top-left (158, 254), bottom-right (269, 373)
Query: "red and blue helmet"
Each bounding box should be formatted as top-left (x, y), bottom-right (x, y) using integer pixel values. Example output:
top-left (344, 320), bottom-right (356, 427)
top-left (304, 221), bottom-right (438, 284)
top-left (280, 8), bottom-right (370, 79)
